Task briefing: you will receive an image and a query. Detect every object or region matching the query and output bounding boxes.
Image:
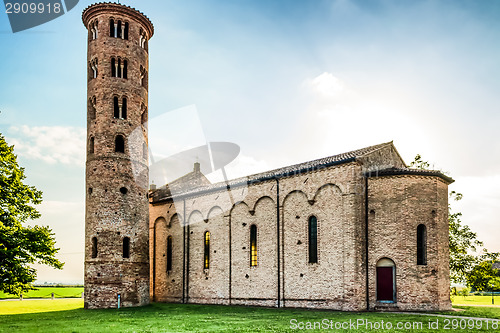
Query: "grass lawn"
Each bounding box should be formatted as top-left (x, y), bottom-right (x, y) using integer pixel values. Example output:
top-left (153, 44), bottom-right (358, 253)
top-left (0, 300), bottom-right (499, 332)
top-left (0, 287), bottom-right (84, 299)
top-left (452, 295), bottom-right (499, 306)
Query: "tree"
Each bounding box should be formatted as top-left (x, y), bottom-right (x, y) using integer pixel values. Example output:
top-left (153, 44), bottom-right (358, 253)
top-left (0, 133), bottom-right (63, 295)
top-left (466, 260), bottom-right (497, 291)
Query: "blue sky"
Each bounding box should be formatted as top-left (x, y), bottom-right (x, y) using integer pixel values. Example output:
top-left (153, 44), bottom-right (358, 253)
top-left (0, 0), bottom-right (499, 283)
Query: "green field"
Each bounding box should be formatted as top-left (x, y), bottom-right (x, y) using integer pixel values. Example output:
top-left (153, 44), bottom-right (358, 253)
top-left (452, 295), bottom-right (500, 306)
top-left (0, 287), bottom-right (84, 299)
top-left (0, 300), bottom-right (499, 332)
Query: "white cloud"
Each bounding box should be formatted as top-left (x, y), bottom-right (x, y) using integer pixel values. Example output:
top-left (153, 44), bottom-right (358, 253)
top-left (7, 125), bottom-right (86, 166)
top-left (205, 153), bottom-right (271, 183)
top-left (304, 72), bottom-right (347, 99)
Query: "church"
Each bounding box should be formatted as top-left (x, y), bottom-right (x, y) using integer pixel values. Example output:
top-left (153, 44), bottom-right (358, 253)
top-left (82, 3), bottom-right (453, 311)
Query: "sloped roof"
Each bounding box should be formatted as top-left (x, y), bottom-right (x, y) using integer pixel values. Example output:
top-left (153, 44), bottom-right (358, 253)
top-left (151, 141), bottom-right (398, 202)
top-left (366, 167), bottom-right (454, 184)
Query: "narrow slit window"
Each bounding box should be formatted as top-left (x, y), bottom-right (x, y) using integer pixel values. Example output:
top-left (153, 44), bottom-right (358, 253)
top-left (124, 22), bottom-right (129, 40)
top-left (113, 96), bottom-right (119, 118)
top-left (308, 216), bottom-right (318, 263)
top-left (204, 231), bottom-right (210, 269)
top-left (111, 58), bottom-right (116, 77)
top-left (89, 136), bottom-right (94, 154)
top-left (166, 236), bottom-right (172, 272)
top-left (123, 237), bottom-right (130, 258)
top-left (109, 19), bottom-right (114, 37)
top-left (115, 135), bottom-right (125, 153)
top-left (91, 237), bottom-right (98, 258)
top-left (121, 97), bottom-right (127, 119)
top-left (417, 224), bottom-right (427, 265)
top-left (250, 225), bottom-right (257, 267)
top-left (123, 60), bottom-right (128, 79)
top-left (117, 20), bottom-right (122, 39)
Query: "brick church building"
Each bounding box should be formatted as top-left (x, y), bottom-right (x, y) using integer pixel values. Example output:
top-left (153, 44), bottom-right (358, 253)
top-left (83, 3), bottom-right (453, 311)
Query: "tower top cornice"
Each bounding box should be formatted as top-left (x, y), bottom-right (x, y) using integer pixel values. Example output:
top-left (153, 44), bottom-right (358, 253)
top-left (82, 2), bottom-right (154, 38)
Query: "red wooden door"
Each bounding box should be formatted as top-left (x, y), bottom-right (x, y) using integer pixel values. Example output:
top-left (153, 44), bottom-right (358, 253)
top-left (376, 267), bottom-right (394, 301)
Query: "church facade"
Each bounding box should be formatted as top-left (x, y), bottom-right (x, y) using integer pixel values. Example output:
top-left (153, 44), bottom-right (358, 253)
top-left (149, 142), bottom-right (453, 311)
top-left (83, 3), bottom-right (453, 311)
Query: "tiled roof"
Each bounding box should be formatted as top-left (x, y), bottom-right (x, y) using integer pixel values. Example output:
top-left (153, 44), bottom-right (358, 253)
top-left (151, 141), bottom-right (394, 202)
top-left (366, 167), bottom-right (454, 184)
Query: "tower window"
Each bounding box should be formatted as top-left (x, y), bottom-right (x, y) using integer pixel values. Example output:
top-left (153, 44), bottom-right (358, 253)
top-left (111, 57), bottom-right (127, 79)
top-left (89, 20), bottom-right (98, 40)
top-left (140, 65), bottom-right (148, 89)
top-left (167, 236), bottom-right (172, 272)
top-left (89, 58), bottom-right (98, 80)
top-left (91, 237), bottom-right (97, 258)
top-left (109, 19), bottom-right (114, 37)
top-left (417, 224), bottom-right (427, 265)
top-left (308, 216), bottom-right (318, 263)
top-left (250, 225), bottom-right (257, 267)
top-left (110, 18), bottom-right (128, 39)
top-left (123, 237), bottom-right (130, 258)
top-left (113, 97), bottom-right (127, 119)
top-left (88, 96), bottom-right (96, 120)
top-left (204, 231), bottom-right (210, 269)
top-left (89, 136), bottom-right (94, 154)
top-left (139, 29), bottom-right (147, 50)
top-left (115, 135), bottom-right (125, 153)
top-left (141, 104), bottom-right (147, 125)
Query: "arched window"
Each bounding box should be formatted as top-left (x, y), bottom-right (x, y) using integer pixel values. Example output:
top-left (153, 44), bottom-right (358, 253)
top-left (124, 22), bottom-right (129, 40)
top-left (204, 231), bottom-right (210, 269)
top-left (89, 136), bottom-right (94, 154)
top-left (121, 97), bottom-right (127, 119)
top-left (113, 96), bottom-right (119, 118)
top-left (140, 65), bottom-right (147, 88)
top-left (117, 20), bottom-right (122, 38)
top-left (89, 58), bottom-right (98, 80)
top-left (91, 237), bottom-right (97, 258)
top-left (308, 216), bottom-right (318, 263)
top-left (88, 97), bottom-right (96, 120)
top-left (89, 20), bottom-right (98, 40)
top-left (417, 224), bottom-right (427, 265)
top-left (123, 237), bottom-right (130, 258)
top-left (109, 19), bottom-right (114, 37)
top-left (115, 135), bottom-right (125, 153)
top-left (250, 225), bottom-right (257, 267)
top-left (166, 236), bottom-right (172, 272)
top-left (111, 58), bottom-right (116, 77)
top-left (123, 60), bottom-right (128, 79)
top-left (376, 258), bottom-right (396, 302)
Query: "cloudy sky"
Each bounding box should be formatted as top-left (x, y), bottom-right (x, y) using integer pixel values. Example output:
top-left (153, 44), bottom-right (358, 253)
top-left (0, 0), bottom-right (499, 283)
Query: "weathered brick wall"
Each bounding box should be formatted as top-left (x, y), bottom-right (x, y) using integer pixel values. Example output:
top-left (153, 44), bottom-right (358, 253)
top-left (367, 175), bottom-right (452, 311)
top-left (147, 135), bottom-right (451, 312)
top-left (83, 3), bottom-right (153, 309)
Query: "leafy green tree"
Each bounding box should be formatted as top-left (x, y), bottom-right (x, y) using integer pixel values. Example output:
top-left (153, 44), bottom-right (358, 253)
top-left (0, 133), bottom-right (63, 295)
top-left (489, 277), bottom-right (500, 292)
top-left (466, 260), bottom-right (497, 291)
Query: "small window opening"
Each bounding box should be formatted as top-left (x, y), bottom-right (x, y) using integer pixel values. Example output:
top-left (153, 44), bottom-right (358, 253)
top-left (308, 216), bottom-right (318, 263)
top-left (89, 136), bottom-right (95, 154)
top-left (91, 237), bottom-right (98, 258)
top-left (417, 224), bottom-right (427, 265)
top-left (115, 135), bottom-right (125, 153)
top-left (123, 237), bottom-right (130, 258)
top-left (167, 236), bottom-right (172, 272)
top-left (250, 225), bottom-right (257, 267)
top-left (204, 231), bottom-right (210, 269)
top-left (120, 187), bottom-right (128, 194)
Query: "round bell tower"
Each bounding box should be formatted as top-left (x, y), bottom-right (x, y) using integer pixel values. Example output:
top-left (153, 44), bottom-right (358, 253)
top-left (82, 3), bottom-right (153, 309)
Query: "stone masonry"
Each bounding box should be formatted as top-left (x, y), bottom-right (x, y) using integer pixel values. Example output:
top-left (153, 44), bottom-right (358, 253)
top-left (83, 3), bottom-right (154, 309)
top-left (149, 142), bottom-right (454, 311)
